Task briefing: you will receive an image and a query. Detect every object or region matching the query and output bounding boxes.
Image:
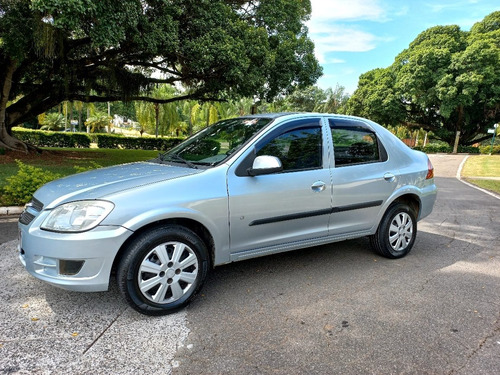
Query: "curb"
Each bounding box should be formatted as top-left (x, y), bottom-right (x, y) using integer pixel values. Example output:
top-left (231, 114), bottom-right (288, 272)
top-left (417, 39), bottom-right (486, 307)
top-left (0, 206), bottom-right (24, 216)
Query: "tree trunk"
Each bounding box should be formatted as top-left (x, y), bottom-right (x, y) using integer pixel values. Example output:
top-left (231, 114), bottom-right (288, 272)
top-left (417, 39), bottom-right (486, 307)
top-left (154, 103), bottom-right (159, 138)
top-left (0, 59), bottom-right (28, 152)
top-left (78, 105), bottom-right (83, 132)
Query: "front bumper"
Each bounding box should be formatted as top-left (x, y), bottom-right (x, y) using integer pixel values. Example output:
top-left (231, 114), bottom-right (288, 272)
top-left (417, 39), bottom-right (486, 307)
top-left (19, 221), bottom-right (133, 292)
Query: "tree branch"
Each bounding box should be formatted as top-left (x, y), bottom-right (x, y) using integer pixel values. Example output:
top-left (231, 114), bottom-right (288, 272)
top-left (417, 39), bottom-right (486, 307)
top-left (68, 93), bottom-right (224, 104)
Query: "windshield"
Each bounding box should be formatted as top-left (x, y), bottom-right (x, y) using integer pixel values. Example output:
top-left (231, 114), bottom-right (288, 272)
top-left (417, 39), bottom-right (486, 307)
top-left (159, 117), bottom-right (273, 166)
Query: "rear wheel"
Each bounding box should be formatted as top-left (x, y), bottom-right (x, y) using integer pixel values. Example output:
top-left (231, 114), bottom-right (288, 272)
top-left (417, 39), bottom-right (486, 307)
top-left (117, 225), bottom-right (209, 315)
top-left (370, 203), bottom-right (417, 259)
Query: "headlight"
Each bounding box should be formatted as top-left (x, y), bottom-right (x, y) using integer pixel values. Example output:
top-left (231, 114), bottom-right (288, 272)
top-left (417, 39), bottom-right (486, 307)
top-left (41, 200), bottom-right (114, 233)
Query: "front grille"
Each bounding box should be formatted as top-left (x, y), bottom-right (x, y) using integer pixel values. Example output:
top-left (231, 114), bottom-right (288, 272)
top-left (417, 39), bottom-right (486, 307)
top-left (30, 197), bottom-right (44, 212)
top-left (19, 211), bottom-right (36, 225)
top-left (18, 197), bottom-right (45, 226)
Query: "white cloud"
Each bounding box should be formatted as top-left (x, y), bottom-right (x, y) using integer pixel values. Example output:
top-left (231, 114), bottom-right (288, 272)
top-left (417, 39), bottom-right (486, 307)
top-left (309, 0), bottom-right (386, 22)
top-left (306, 1), bottom-right (388, 63)
top-left (306, 0), bottom-right (391, 89)
top-left (424, 0), bottom-right (482, 13)
top-left (309, 24), bottom-right (377, 63)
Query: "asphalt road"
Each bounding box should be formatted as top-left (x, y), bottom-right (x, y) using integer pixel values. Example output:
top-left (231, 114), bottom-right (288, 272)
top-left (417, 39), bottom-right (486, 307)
top-left (0, 215), bottom-right (18, 246)
top-left (1, 154), bottom-right (499, 374)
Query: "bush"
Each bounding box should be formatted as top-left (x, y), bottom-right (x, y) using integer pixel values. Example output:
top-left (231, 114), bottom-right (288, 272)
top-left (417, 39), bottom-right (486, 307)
top-left (2, 160), bottom-right (61, 206)
top-left (457, 146), bottom-right (480, 154)
top-left (413, 144), bottom-right (479, 154)
top-left (96, 134), bottom-right (184, 150)
top-left (12, 128), bottom-right (91, 148)
top-left (421, 144), bottom-right (453, 153)
top-left (73, 161), bottom-right (102, 173)
top-left (479, 145), bottom-right (500, 154)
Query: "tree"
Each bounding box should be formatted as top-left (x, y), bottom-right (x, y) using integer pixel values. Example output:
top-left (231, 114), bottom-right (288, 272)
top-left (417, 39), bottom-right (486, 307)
top-left (0, 0), bottom-right (322, 151)
top-left (346, 11), bottom-right (500, 146)
top-left (39, 112), bottom-right (65, 131)
top-left (345, 68), bottom-right (405, 125)
top-left (85, 115), bottom-right (111, 133)
top-left (272, 84), bottom-right (349, 114)
top-left (134, 84), bottom-right (180, 137)
top-left (316, 84), bottom-right (350, 114)
top-left (282, 85), bottom-right (327, 112)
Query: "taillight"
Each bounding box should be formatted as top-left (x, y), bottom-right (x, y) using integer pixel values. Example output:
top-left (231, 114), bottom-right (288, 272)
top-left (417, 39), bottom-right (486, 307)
top-left (426, 158), bottom-right (434, 179)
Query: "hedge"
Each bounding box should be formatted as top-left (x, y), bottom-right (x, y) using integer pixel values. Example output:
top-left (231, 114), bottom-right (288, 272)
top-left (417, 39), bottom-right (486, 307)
top-left (96, 134), bottom-right (184, 150)
top-left (457, 146), bottom-right (480, 154)
top-left (413, 144), bottom-right (480, 154)
top-left (10, 128), bottom-right (185, 151)
top-left (12, 128), bottom-right (91, 148)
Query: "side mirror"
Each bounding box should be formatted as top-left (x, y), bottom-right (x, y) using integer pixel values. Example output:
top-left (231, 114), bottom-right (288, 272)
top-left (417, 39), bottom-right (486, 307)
top-left (247, 155), bottom-right (283, 176)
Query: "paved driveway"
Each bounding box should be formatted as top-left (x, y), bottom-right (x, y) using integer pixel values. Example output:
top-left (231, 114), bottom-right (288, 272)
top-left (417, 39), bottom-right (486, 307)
top-left (1, 154), bottom-right (499, 374)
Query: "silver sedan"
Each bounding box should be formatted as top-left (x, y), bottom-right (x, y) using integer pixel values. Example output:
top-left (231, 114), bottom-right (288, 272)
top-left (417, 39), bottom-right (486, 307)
top-left (18, 113), bottom-right (437, 315)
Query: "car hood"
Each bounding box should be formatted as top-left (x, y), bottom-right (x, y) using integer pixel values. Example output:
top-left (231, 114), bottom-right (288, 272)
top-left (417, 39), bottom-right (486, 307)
top-left (34, 162), bottom-right (202, 209)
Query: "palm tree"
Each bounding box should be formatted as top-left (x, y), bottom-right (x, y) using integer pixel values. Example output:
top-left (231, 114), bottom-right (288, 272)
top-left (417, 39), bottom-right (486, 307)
top-left (40, 113), bottom-right (65, 131)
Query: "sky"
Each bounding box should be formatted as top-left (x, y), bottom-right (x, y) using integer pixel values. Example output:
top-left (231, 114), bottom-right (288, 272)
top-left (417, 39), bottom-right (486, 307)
top-left (306, 0), bottom-right (500, 94)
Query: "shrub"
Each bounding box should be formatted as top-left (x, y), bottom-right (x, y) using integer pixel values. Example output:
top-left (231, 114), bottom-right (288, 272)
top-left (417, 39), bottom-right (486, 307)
top-left (413, 144), bottom-right (479, 154)
top-left (12, 128), bottom-right (91, 148)
top-left (96, 134), bottom-right (184, 150)
top-left (479, 145), bottom-right (500, 154)
top-left (422, 144), bottom-right (453, 153)
top-left (457, 146), bottom-right (480, 154)
top-left (2, 160), bottom-right (61, 206)
top-left (73, 161), bottom-right (102, 173)
top-left (39, 113), bottom-right (65, 131)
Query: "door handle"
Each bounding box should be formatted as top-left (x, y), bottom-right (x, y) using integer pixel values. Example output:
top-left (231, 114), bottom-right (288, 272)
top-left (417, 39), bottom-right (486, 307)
top-left (383, 173), bottom-right (396, 182)
top-left (311, 181), bottom-right (326, 192)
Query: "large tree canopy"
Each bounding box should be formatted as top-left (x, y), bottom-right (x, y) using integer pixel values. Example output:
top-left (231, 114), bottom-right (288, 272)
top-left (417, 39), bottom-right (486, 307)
top-left (346, 11), bottom-right (500, 146)
top-left (0, 0), bottom-right (322, 151)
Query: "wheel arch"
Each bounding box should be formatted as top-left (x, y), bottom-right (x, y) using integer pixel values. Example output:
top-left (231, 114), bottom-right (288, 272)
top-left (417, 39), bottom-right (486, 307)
top-left (111, 218), bottom-right (216, 276)
top-left (390, 193), bottom-right (421, 218)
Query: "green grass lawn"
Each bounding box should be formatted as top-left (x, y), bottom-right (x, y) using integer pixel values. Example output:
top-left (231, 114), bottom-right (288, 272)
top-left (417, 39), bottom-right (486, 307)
top-left (461, 155), bottom-right (500, 177)
top-left (462, 155), bottom-right (500, 194)
top-left (0, 147), bottom-right (159, 188)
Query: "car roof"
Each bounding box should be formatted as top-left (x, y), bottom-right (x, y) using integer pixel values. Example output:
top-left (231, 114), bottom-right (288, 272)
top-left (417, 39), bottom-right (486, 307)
top-left (241, 112), bottom-right (367, 121)
top-left (240, 113), bottom-right (298, 119)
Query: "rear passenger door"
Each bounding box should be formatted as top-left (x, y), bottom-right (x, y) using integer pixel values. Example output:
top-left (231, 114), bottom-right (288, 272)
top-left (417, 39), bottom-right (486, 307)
top-left (328, 118), bottom-right (397, 235)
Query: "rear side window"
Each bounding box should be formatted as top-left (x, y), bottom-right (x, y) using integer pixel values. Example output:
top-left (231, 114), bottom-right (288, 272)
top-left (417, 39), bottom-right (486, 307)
top-left (330, 126), bottom-right (381, 167)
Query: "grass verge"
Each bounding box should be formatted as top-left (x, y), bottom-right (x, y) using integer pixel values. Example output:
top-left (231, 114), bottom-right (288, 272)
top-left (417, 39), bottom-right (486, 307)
top-left (462, 155), bottom-right (500, 195)
top-left (463, 179), bottom-right (500, 195)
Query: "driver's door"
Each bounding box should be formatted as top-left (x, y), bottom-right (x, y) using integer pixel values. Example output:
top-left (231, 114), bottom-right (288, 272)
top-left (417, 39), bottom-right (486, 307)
top-left (226, 118), bottom-right (332, 255)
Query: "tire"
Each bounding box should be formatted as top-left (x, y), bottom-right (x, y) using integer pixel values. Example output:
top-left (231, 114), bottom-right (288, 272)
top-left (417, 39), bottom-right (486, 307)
top-left (117, 225), bottom-right (209, 316)
top-left (370, 203), bottom-right (417, 259)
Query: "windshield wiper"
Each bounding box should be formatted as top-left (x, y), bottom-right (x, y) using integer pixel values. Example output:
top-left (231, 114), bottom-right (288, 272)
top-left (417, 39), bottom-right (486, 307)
top-left (158, 152), bottom-right (198, 169)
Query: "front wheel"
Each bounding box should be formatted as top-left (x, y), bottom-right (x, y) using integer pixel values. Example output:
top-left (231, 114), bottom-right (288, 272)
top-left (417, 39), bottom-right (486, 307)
top-left (117, 225), bottom-right (209, 315)
top-left (370, 203), bottom-right (417, 259)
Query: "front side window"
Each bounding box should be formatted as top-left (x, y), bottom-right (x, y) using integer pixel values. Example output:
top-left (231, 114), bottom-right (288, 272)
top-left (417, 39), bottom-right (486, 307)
top-left (257, 126), bottom-right (322, 172)
top-left (331, 127), bottom-right (380, 167)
